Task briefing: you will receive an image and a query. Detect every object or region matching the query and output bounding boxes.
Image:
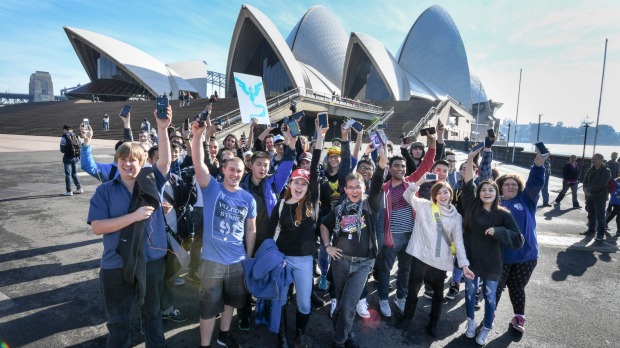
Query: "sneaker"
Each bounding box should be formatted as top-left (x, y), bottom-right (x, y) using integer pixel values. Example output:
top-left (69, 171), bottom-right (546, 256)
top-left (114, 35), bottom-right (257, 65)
top-left (580, 229), bottom-right (596, 236)
top-left (237, 317), bottom-right (250, 331)
top-left (330, 298), bottom-right (338, 318)
top-left (475, 326), bottom-right (491, 346)
top-left (175, 277), bottom-right (185, 286)
top-left (595, 236), bottom-right (604, 241)
top-left (217, 331), bottom-right (239, 348)
top-left (423, 289), bottom-right (434, 299)
top-left (63, 191), bottom-right (73, 196)
top-left (162, 308), bottom-right (188, 322)
top-left (393, 296), bottom-right (406, 315)
top-left (445, 281), bottom-right (460, 300)
top-left (379, 299), bottom-right (392, 317)
top-left (355, 298), bottom-right (370, 318)
top-left (73, 188), bottom-right (84, 194)
top-left (318, 275), bottom-right (329, 291)
top-left (465, 317), bottom-right (477, 338)
top-left (474, 287), bottom-right (482, 310)
top-left (186, 270), bottom-right (200, 283)
top-left (511, 314), bottom-right (526, 333)
top-left (606, 224), bottom-right (611, 230)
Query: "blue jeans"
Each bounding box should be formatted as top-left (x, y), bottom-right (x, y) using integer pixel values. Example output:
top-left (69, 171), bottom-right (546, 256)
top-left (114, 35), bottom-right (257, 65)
top-left (331, 257), bottom-right (374, 345)
top-left (586, 198), bottom-right (607, 238)
top-left (377, 232), bottom-right (412, 300)
top-left (63, 156), bottom-right (81, 193)
top-left (555, 182), bottom-right (579, 207)
top-left (284, 255), bottom-right (313, 314)
top-left (99, 258), bottom-right (166, 348)
top-left (465, 276), bottom-right (498, 329)
top-left (541, 172), bottom-right (550, 204)
top-left (319, 243), bottom-right (330, 275)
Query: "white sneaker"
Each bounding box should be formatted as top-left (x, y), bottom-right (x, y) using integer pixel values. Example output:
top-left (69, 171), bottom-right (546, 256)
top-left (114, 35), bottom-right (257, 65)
top-left (73, 188), bottom-right (84, 194)
top-left (330, 298), bottom-right (337, 318)
top-left (476, 326), bottom-right (491, 346)
top-left (62, 191), bottom-right (73, 196)
top-left (175, 277), bottom-right (185, 286)
top-left (355, 298), bottom-right (370, 318)
top-left (379, 299), bottom-right (392, 317)
top-left (465, 317), bottom-right (477, 338)
top-left (393, 296), bottom-right (406, 315)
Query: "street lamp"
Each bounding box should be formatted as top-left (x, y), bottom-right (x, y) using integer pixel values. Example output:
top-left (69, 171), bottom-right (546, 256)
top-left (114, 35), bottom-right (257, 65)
top-left (580, 118), bottom-right (594, 180)
top-left (536, 113), bottom-right (542, 142)
top-left (506, 122), bottom-right (512, 148)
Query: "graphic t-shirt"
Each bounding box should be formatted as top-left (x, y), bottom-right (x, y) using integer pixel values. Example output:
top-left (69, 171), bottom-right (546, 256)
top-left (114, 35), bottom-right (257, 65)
top-left (201, 177), bottom-right (257, 265)
top-left (323, 207), bottom-right (372, 258)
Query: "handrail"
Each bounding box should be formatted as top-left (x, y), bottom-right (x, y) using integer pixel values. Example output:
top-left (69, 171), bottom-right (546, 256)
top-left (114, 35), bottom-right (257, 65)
top-left (445, 95), bottom-right (472, 114)
top-left (407, 99), bottom-right (449, 139)
top-left (367, 107), bottom-right (395, 131)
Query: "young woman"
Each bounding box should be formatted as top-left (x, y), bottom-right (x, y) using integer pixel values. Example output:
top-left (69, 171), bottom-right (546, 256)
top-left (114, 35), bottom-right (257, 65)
top-left (399, 179), bottom-right (474, 337)
top-left (461, 147), bottom-right (524, 346)
top-left (268, 120), bottom-right (324, 348)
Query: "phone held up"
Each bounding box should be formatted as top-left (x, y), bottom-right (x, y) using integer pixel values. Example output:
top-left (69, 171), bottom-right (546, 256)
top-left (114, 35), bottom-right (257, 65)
top-left (317, 112), bottom-right (329, 131)
top-left (288, 119), bottom-right (301, 137)
top-left (419, 127), bottom-right (436, 137)
top-left (470, 142), bottom-right (485, 153)
top-left (119, 105), bottom-right (131, 117)
top-left (402, 134), bottom-right (416, 144)
top-left (83, 118), bottom-right (90, 133)
top-left (156, 96), bottom-right (169, 119)
top-left (424, 173), bottom-right (438, 181)
top-left (534, 141), bottom-right (549, 157)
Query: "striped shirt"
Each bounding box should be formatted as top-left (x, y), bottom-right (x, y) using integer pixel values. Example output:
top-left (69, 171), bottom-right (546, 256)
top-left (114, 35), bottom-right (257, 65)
top-left (389, 183), bottom-right (414, 234)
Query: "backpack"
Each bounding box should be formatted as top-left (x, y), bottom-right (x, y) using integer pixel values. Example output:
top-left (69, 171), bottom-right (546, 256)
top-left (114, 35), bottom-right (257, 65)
top-left (64, 133), bottom-right (81, 158)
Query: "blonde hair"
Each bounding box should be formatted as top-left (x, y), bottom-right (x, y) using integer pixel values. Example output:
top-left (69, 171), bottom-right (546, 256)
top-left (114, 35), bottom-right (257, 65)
top-left (115, 142), bottom-right (146, 165)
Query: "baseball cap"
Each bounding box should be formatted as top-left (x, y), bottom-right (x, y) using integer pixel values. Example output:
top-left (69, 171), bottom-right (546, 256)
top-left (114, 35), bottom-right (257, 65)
top-left (274, 135), bottom-right (285, 143)
top-left (290, 168), bottom-right (310, 183)
top-left (299, 152), bottom-right (313, 162)
top-left (327, 146), bottom-right (341, 156)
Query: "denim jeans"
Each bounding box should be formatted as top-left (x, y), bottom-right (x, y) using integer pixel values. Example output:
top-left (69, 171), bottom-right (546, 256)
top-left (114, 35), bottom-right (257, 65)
top-left (99, 258), bottom-right (166, 348)
top-left (586, 198), bottom-right (607, 238)
top-left (377, 232), bottom-right (412, 300)
top-left (161, 276), bottom-right (175, 315)
top-left (63, 156), bottom-right (81, 193)
top-left (284, 255), bottom-right (313, 314)
top-left (331, 257), bottom-right (375, 345)
top-left (541, 173), bottom-right (550, 204)
top-left (465, 276), bottom-right (498, 329)
top-left (555, 182), bottom-right (579, 206)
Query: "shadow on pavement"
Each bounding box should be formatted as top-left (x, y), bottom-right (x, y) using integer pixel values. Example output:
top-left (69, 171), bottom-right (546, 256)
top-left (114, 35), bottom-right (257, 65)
top-left (0, 238), bottom-right (101, 263)
top-left (0, 193), bottom-right (66, 202)
top-left (0, 259), bottom-right (100, 287)
top-left (541, 204), bottom-right (578, 220)
top-left (550, 237), bottom-right (615, 281)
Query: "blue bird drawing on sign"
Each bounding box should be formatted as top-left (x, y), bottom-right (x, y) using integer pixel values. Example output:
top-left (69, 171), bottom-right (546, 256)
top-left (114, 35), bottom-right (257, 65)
top-left (235, 77), bottom-right (267, 118)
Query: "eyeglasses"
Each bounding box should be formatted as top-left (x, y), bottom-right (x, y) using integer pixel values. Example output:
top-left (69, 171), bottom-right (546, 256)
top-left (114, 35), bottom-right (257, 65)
top-left (358, 166), bottom-right (372, 171)
top-left (447, 160), bottom-right (456, 163)
top-left (502, 183), bottom-right (518, 187)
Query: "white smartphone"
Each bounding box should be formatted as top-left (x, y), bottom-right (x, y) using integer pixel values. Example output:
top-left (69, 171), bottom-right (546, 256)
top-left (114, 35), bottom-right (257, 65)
top-left (343, 118), bottom-right (356, 130)
top-left (83, 118), bottom-right (90, 133)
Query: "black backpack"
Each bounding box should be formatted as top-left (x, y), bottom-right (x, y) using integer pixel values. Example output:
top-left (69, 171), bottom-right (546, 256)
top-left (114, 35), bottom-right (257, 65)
top-left (64, 133), bottom-right (81, 158)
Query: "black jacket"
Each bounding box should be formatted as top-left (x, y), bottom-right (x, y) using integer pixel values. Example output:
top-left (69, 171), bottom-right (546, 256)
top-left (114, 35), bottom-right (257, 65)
top-left (583, 165), bottom-right (611, 201)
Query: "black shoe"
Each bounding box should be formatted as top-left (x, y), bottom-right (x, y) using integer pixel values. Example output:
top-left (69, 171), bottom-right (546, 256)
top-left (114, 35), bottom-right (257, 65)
top-left (162, 308), bottom-right (188, 322)
top-left (542, 203), bottom-right (552, 207)
top-left (427, 321), bottom-right (439, 338)
top-left (580, 230), bottom-right (596, 236)
top-left (237, 317), bottom-right (250, 331)
top-left (294, 329), bottom-right (307, 348)
top-left (573, 205), bottom-right (582, 209)
top-left (345, 336), bottom-right (360, 348)
top-left (216, 331), bottom-right (239, 348)
top-left (311, 290), bottom-right (325, 307)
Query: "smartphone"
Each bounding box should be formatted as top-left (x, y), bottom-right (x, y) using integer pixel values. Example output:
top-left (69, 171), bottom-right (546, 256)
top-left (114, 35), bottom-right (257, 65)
top-left (424, 173), bottom-right (438, 181)
top-left (487, 129), bottom-right (496, 138)
top-left (420, 127), bottom-right (436, 137)
top-left (291, 111), bottom-right (305, 121)
top-left (270, 122), bottom-right (278, 128)
top-left (184, 118), bottom-right (190, 131)
top-left (156, 96), bottom-right (168, 119)
top-left (282, 116), bottom-right (289, 131)
top-left (376, 129), bottom-right (389, 145)
top-left (313, 129), bottom-right (318, 141)
top-left (198, 111), bottom-right (209, 127)
top-left (470, 142), bottom-right (485, 153)
top-left (534, 141), bottom-right (549, 156)
top-left (377, 123), bottom-right (387, 129)
top-left (288, 119), bottom-right (301, 137)
top-left (368, 131), bottom-right (381, 148)
top-left (351, 121), bottom-right (363, 133)
top-left (83, 118), bottom-right (90, 133)
top-left (215, 118), bottom-right (222, 126)
top-left (318, 112), bottom-right (328, 130)
top-left (402, 134), bottom-right (416, 144)
top-left (119, 105), bottom-right (131, 117)
top-left (343, 118), bottom-right (356, 130)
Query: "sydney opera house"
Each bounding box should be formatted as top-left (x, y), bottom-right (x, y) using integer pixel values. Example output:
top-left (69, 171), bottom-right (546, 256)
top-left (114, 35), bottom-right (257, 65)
top-left (63, 4), bottom-right (498, 138)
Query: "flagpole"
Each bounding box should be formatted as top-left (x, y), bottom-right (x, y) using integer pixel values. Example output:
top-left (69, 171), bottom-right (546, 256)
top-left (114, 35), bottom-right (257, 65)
top-left (511, 69), bottom-right (522, 163)
top-left (592, 38), bottom-right (608, 157)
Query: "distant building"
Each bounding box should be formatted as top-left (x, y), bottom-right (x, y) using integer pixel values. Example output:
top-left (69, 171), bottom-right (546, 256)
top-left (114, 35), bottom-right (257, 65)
top-left (29, 71), bottom-right (54, 102)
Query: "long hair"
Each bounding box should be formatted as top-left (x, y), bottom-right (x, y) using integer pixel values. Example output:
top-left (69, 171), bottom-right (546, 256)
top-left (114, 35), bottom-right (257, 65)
top-left (464, 179), bottom-right (506, 230)
top-left (283, 185), bottom-right (314, 225)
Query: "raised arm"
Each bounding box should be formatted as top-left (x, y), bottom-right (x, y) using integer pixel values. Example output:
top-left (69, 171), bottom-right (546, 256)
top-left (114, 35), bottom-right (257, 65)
top-left (404, 132), bottom-right (436, 183)
top-left (121, 112), bottom-right (133, 141)
top-left (154, 106), bottom-right (172, 176)
top-left (191, 112), bottom-right (216, 189)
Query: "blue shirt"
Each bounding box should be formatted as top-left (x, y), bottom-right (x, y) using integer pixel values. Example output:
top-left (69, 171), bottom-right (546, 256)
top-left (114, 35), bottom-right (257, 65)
top-left (87, 165), bottom-right (168, 269)
top-left (201, 177), bottom-right (257, 265)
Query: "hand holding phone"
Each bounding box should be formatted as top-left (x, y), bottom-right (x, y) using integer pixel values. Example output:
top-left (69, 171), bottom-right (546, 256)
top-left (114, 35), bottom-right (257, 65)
top-left (351, 121), bottom-right (363, 133)
top-left (424, 173), bottom-right (438, 181)
top-left (534, 141), bottom-right (549, 157)
top-left (318, 112), bottom-right (328, 132)
top-left (292, 111), bottom-right (304, 121)
top-left (343, 118), bottom-right (356, 130)
top-left (420, 127), bottom-right (436, 137)
top-left (368, 131), bottom-right (381, 149)
top-left (288, 119), bottom-right (301, 137)
top-left (156, 96), bottom-right (169, 119)
top-left (119, 105), bottom-right (131, 117)
top-left (470, 142), bottom-right (485, 153)
top-left (376, 129), bottom-right (389, 145)
top-left (83, 118), bottom-right (90, 134)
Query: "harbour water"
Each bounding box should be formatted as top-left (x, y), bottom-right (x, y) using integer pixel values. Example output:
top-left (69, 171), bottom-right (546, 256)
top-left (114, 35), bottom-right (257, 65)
top-left (510, 142), bottom-right (618, 159)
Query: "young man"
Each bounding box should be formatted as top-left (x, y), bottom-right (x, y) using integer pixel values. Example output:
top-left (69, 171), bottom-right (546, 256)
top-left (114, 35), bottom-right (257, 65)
top-left (321, 145), bottom-right (387, 348)
top-left (60, 124), bottom-right (83, 196)
top-left (87, 107), bottom-right (172, 347)
top-left (377, 132), bottom-right (437, 317)
top-left (191, 116), bottom-right (257, 348)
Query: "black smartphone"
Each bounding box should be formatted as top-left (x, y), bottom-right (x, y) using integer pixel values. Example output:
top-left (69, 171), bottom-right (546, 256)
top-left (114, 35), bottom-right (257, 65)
top-left (288, 119), bottom-right (301, 137)
top-left (292, 111), bottom-right (305, 121)
top-left (198, 111), bottom-right (209, 127)
top-left (156, 96), bottom-right (168, 119)
top-left (534, 141), bottom-right (549, 156)
top-left (282, 116), bottom-right (289, 131)
top-left (402, 135), bottom-right (416, 144)
top-left (487, 129), bottom-right (496, 138)
top-left (351, 121), bottom-right (363, 133)
top-left (119, 105), bottom-right (131, 117)
top-left (470, 142), bottom-right (485, 153)
top-left (420, 127), bottom-right (436, 137)
top-left (184, 118), bottom-right (190, 131)
top-left (270, 122), bottom-right (278, 128)
top-left (318, 112), bottom-right (328, 129)
top-left (424, 173), bottom-right (438, 181)
top-left (377, 123), bottom-right (387, 129)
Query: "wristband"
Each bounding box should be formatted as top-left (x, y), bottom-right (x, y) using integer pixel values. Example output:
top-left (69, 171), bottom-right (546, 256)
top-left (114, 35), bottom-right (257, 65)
top-left (324, 243), bottom-right (331, 249)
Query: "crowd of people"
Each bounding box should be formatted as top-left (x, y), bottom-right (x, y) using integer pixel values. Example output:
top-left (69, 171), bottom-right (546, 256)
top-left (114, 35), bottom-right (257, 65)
top-left (59, 103), bottom-right (619, 348)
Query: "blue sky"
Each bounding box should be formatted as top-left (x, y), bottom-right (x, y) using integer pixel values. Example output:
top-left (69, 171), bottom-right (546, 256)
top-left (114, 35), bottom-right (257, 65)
top-left (1, 0), bottom-right (618, 129)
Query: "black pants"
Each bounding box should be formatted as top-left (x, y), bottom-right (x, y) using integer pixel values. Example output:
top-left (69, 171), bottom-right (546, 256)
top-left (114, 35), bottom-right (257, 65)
top-left (403, 256), bottom-right (446, 322)
top-left (496, 259), bottom-right (537, 315)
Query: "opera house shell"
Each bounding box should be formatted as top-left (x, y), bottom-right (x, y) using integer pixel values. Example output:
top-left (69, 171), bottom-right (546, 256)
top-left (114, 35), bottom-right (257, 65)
top-left (63, 26), bottom-right (206, 101)
top-left (227, 4), bottom-right (491, 112)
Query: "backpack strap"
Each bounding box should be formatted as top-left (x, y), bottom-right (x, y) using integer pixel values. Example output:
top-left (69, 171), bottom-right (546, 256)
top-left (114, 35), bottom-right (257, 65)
top-left (431, 203), bottom-right (456, 256)
top-left (108, 165), bottom-right (118, 182)
top-left (272, 199), bottom-right (286, 242)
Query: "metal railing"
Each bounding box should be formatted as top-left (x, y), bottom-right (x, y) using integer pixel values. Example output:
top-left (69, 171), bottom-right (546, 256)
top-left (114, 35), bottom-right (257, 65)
top-left (405, 99), bottom-right (449, 139)
top-left (366, 107), bottom-right (395, 131)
